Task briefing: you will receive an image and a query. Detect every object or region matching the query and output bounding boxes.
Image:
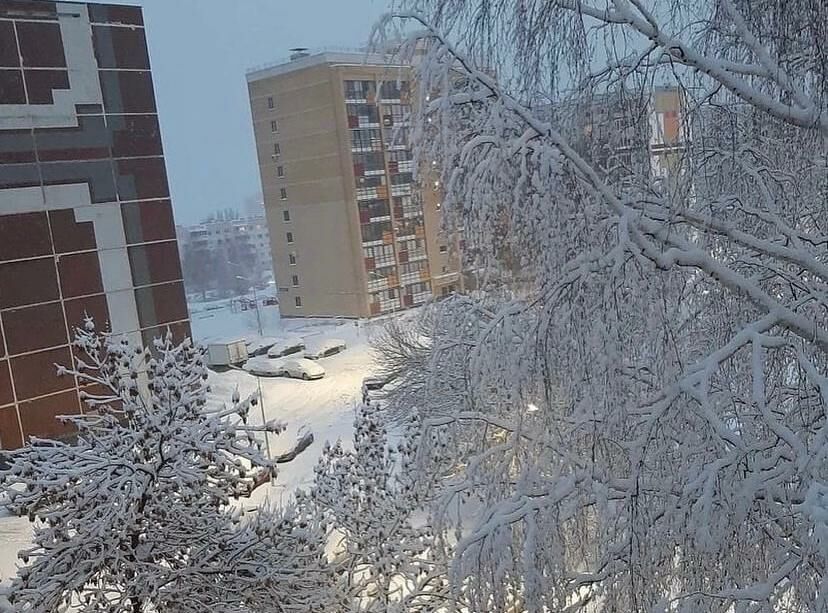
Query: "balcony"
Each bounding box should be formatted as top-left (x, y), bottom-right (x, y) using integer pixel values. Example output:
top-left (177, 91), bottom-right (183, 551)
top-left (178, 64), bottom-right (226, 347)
top-left (391, 184), bottom-right (412, 197)
top-left (399, 271), bottom-right (421, 285)
top-left (412, 291), bottom-right (431, 305)
top-left (367, 278), bottom-right (389, 292)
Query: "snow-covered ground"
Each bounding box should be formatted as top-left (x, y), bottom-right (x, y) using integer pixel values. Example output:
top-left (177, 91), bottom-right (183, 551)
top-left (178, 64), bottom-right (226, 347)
top-left (0, 301), bottom-right (386, 582)
top-left (202, 311), bottom-right (381, 509)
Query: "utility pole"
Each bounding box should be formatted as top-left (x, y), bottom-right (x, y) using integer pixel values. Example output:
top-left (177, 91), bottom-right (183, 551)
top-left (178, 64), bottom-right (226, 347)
top-left (228, 262), bottom-right (271, 461)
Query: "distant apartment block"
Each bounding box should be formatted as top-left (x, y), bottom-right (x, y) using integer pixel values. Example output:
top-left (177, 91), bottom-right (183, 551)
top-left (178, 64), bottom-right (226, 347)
top-left (177, 214), bottom-right (274, 287)
top-left (247, 51), bottom-right (461, 318)
top-left (574, 87), bottom-right (688, 185)
top-left (648, 88), bottom-right (688, 182)
top-left (0, 1), bottom-right (189, 448)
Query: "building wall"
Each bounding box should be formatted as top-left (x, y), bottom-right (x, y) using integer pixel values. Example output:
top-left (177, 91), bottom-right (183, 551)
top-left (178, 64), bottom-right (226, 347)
top-left (421, 179), bottom-right (461, 297)
top-left (249, 62), bottom-right (366, 317)
top-left (649, 88), bottom-right (687, 183)
top-left (0, 1), bottom-right (189, 448)
top-left (248, 53), bottom-right (461, 319)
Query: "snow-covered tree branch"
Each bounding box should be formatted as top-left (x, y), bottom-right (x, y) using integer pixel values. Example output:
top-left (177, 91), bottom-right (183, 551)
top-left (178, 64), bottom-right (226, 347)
top-left (0, 322), bottom-right (325, 613)
top-left (371, 0), bottom-right (828, 610)
top-left (304, 402), bottom-right (458, 612)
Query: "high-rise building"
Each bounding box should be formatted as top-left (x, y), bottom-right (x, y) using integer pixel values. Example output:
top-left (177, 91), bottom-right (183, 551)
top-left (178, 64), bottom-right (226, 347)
top-left (247, 51), bottom-right (461, 318)
top-left (0, 1), bottom-right (189, 448)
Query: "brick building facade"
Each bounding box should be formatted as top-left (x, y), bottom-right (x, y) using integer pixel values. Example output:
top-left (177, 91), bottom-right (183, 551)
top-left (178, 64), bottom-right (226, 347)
top-left (0, 1), bottom-right (189, 448)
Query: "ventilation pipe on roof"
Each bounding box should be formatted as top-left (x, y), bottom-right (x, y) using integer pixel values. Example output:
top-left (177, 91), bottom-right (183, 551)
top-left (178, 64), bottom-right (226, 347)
top-left (289, 48), bottom-right (310, 61)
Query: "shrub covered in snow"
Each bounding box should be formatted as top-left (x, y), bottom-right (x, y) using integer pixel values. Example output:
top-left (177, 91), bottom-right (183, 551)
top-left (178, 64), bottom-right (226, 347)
top-left (0, 322), bottom-right (327, 613)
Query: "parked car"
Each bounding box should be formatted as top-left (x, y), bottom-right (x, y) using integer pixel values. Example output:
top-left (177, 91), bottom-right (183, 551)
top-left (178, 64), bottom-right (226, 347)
top-left (267, 336), bottom-right (305, 358)
top-left (281, 358), bottom-right (326, 380)
top-left (245, 336), bottom-right (279, 357)
top-left (243, 357), bottom-right (283, 377)
top-left (303, 338), bottom-right (347, 360)
top-left (244, 357), bottom-right (325, 380)
top-left (362, 375), bottom-right (388, 392)
top-left (362, 375), bottom-right (389, 404)
top-left (262, 296), bottom-right (279, 306)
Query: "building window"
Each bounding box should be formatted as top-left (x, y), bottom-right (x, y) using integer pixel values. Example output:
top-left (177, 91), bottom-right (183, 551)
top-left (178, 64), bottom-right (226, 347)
top-left (388, 288), bottom-right (396, 299)
top-left (280, 187), bottom-right (288, 200)
top-left (273, 143), bottom-right (281, 158)
top-left (291, 274), bottom-right (299, 287)
top-left (295, 296), bottom-right (302, 308)
top-left (344, 79), bottom-right (376, 101)
top-left (277, 165), bottom-right (284, 178)
top-left (439, 244), bottom-right (448, 253)
top-left (267, 96), bottom-right (274, 109)
top-left (283, 209), bottom-right (290, 222)
top-left (286, 231), bottom-right (294, 244)
top-left (289, 253), bottom-right (297, 265)
top-left (270, 120), bottom-right (278, 133)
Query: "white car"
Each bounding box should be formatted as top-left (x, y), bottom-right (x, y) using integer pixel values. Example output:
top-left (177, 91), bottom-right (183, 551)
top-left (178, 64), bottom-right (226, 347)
top-left (243, 357), bottom-right (284, 377)
top-left (266, 336), bottom-right (305, 358)
top-left (303, 338), bottom-right (347, 360)
top-left (279, 358), bottom-right (325, 380)
top-left (244, 357), bottom-right (325, 380)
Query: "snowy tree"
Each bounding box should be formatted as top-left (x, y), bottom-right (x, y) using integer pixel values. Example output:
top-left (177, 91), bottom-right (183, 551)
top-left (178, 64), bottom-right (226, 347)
top-left (181, 242), bottom-right (215, 300)
top-left (305, 402), bottom-right (459, 612)
top-left (0, 322), bottom-right (323, 613)
top-left (371, 0), bottom-right (828, 610)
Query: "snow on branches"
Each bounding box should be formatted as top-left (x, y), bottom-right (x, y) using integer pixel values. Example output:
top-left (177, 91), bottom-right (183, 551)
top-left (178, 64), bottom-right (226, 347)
top-left (305, 402), bottom-right (457, 612)
top-left (0, 321), bottom-right (321, 613)
top-left (372, 0), bottom-right (828, 610)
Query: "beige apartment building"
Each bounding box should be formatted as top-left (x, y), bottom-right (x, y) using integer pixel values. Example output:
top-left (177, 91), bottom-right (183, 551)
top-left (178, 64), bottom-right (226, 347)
top-left (247, 51), bottom-right (461, 318)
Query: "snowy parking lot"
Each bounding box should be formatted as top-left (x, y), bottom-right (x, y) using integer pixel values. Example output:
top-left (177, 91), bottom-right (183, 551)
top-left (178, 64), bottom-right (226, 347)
top-left (180, 301), bottom-right (386, 506)
top-left (205, 325), bottom-right (378, 508)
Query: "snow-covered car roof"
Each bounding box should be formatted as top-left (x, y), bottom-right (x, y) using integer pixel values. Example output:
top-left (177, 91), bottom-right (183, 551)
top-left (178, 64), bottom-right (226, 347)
top-left (305, 338), bottom-right (347, 352)
top-left (243, 356), bottom-right (285, 376)
top-left (245, 336), bottom-right (280, 351)
top-left (284, 357), bottom-right (325, 375)
top-left (267, 336), bottom-right (305, 357)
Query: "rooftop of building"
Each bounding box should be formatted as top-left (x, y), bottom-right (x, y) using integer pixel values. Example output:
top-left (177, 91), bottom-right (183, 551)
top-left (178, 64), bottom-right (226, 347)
top-left (246, 47), bottom-right (410, 82)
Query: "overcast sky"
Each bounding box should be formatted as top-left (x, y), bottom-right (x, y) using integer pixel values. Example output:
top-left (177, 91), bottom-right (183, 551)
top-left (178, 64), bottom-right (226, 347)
top-left (94, 0), bottom-right (389, 225)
